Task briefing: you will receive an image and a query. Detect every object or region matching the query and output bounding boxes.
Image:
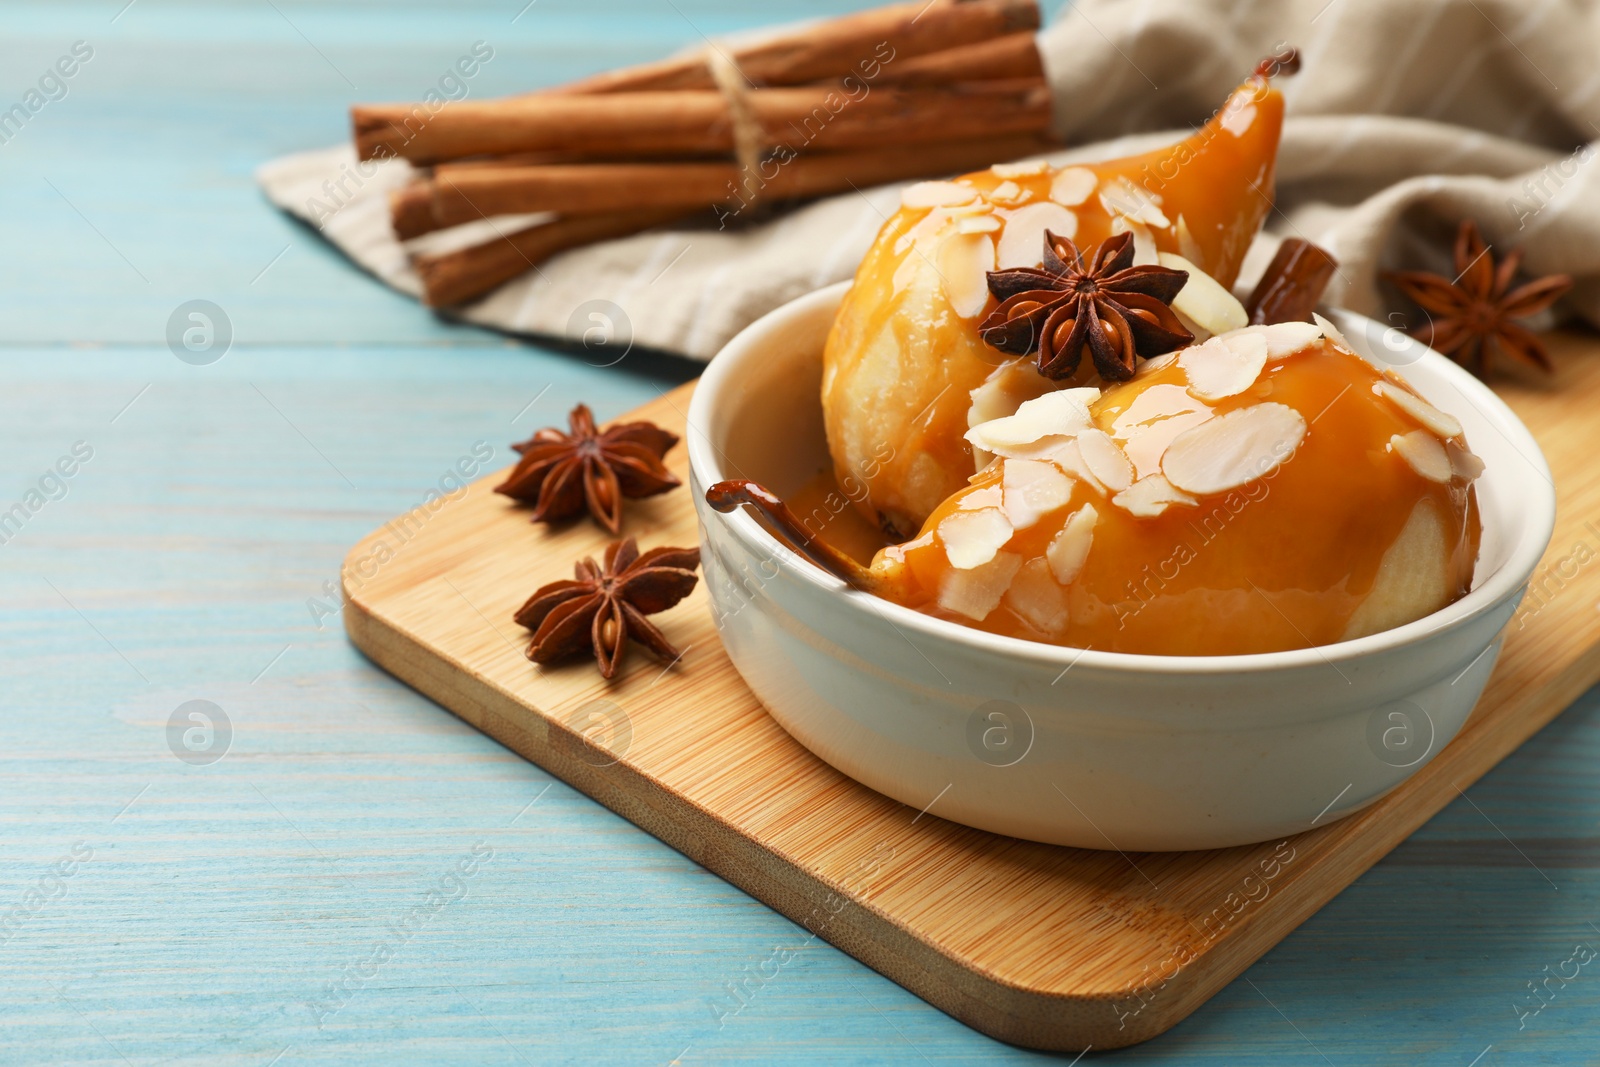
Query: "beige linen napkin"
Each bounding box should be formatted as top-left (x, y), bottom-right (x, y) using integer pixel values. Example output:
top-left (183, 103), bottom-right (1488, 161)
top-left (256, 0), bottom-right (1600, 361)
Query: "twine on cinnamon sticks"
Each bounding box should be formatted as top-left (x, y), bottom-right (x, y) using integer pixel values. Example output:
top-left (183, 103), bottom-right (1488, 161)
top-left (357, 0), bottom-right (1055, 307)
top-left (701, 46), bottom-right (771, 211)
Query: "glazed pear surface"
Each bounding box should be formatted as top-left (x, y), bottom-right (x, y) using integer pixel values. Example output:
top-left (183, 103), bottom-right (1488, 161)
top-left (858, 321), bottom-right (1484, 656)
top-left (823, 73), bottom-right (1286, 538)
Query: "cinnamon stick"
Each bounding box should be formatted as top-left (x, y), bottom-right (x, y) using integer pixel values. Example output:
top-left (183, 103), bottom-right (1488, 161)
top-left (1246, 238), bottom-right (1339, 324)
top-left (353, 80), bottom-right (1053, 165)
top-left (542, 0), bottom-right (1039, 95)
top-left (873, 31), bottom-right (1043, 85)
top-left (391, 184), bottom-right (435, 240)
top-left (398, 134), bottom-right (1056, 238)
top-left (418, 148), bottom-right (737, 169)
top-left (704, 480), bottom-right (888, 594)
top-left (413, 208), bottom-right (687, 307)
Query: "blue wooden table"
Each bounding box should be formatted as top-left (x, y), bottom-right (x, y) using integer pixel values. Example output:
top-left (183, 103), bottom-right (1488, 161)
top-left (2, 2), bottom-right (1596, 1063)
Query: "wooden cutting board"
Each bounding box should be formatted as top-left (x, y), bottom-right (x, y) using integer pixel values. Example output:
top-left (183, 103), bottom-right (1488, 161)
top-left (342, 332), bottom-right (1600, 1052)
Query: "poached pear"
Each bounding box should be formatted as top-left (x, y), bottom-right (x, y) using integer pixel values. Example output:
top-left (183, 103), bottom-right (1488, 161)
top-left (823, 64), bottom-right (1291, 538)
top-left (853, 321), bottom-right (1483, 656)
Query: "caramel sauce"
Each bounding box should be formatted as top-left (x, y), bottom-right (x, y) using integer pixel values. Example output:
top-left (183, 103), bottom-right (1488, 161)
top-left (785, 468), bottom-right (894, 566)
top-left (869, 343), bottom-right (1481, 656)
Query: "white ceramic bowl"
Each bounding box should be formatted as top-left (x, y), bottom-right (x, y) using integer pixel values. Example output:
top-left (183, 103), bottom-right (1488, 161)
top-left (687, 282), bottom-right (1555, 851)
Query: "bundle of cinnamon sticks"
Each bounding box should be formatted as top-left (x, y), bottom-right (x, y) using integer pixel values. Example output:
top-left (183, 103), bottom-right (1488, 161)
top-left (350, 0), bottom-right (1054, 307)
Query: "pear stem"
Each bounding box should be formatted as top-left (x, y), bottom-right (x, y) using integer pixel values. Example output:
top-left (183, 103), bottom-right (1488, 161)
top-left (704, 479), bottom-right (884, 593)
top-left (1253, 47), bottom-right (1300, 81)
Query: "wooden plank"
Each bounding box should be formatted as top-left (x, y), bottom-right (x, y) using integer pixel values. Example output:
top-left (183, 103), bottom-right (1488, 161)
top-left (342, 333), bottom-right (1600, 1050)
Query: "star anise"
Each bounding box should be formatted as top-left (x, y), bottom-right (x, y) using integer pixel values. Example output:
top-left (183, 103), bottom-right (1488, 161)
top-left (1384, 219), bottom-right (1572, 379)
top-left (979, 231), bottom-right (1194, 381)
top-left (514, 538), bottom-right (700, 680)
top-left (497, 403), bottom-right (680, 534)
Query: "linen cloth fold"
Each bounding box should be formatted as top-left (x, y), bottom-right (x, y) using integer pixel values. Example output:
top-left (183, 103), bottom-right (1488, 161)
top-left (257, 0), bottom-right (1600, 361)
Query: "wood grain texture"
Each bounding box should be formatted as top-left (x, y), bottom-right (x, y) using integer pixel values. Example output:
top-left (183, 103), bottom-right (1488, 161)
top-left (343, 338), bottom-right (1600, 1051)
top-left (2, 1), bottom-right (1599, 1063)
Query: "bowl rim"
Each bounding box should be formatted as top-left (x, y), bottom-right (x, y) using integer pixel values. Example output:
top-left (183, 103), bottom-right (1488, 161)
top-left (687, 281), bottom-right (1556, 677)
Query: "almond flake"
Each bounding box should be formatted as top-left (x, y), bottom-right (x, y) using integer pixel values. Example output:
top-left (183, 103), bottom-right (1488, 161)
top-left (968, 360), bottom-right (1057, 429)
top-left (957, 214), bottom-right (1002, 234)
top-left (1180, 331), bottom-right (1268, 401)
top-left (1161, 402), bottom-right (1307, 495)
top-left (1046, 503), bottom-right (1098, 585)
top-left (1160, 252), bottom-right (1248, 337)
top-left (938, 231), bottom-right (996, 319)
top-left (1002, 458), bottom-right (1077, 528)
top-left (938, 551), bottom-right (1023, 620)
top-left (988, 436), bottom-right (1076, 462)
top-left (902, 180), bottom-right (978, 210)
top-left (1004, 558), bottom-right (1069, 634)
top-left (1050, 167), bottom-right (1097, 206)
top-left (1100, 177), bottom-right (1170, 229)
top-left (996, 201), bottom-right (1078, 269)
top-left (1176, 214), bottom-right (1205, 265)
top-left (1313, 312), bottom-right (1353, 352)
top-left (939, 507), bottom-right (1014, 570)
top-left (1110, 216), bottom-right (1159, 265)
top-left (1375, 379), bottom-right (1464, 439)
top-left (1112, 474), bottom-right (1198, 518)
top-left (1038, 437), bottom-right (1106, 494)
top-left (948, 201), bottom-right (993, 219)
top-left (1390, 431), bottom-right (1451, 483)
top-left (967, 360), bottom-right (1059, 469)
top-left (1133, 352), bottom-right (1179, 380)
top-left (1077, 429), bottom-right (1135, 492)
top-left (1254, 321), bottom-right (1325, 359)
top-left (1447, 441), bottom-right (1486, 482)
top-left (966, 388), bottom-right (1096, 452)
top-left (992, 159), bottom-right (1050, 179)
top-left (959, 485), bottom-right (1002, 511)
top-left (989, 180), bottom-right (1025, 204)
